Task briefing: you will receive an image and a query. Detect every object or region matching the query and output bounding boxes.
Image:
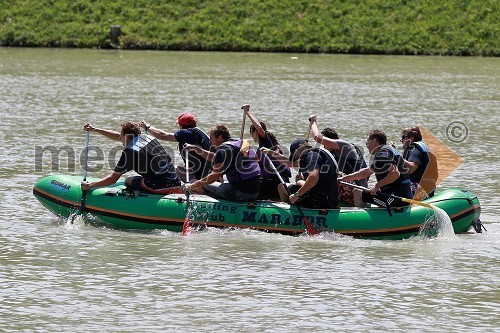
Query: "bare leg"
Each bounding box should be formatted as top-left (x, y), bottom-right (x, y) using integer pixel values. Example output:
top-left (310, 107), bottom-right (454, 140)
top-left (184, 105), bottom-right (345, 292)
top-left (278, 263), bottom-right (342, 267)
top-left (353, 189), bottom-right (366, 208)
top-left (278, 184), bottom-right (290, 203)
top-left (125, 176), bottom-right (136, 186)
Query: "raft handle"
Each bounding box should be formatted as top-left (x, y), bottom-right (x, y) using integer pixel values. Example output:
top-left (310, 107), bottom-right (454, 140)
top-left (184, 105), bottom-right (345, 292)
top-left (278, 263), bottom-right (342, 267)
top-left (247, 203), bottom-right (257, 209)
top-left (318, 209), bottom-right (328, 215)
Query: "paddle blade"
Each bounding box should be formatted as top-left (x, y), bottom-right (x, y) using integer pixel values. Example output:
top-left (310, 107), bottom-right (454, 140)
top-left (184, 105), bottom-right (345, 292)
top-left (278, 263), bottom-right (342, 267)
top-left (304, 217), bottom-right (318, 235)
top-left (239, 139), bottom-right (251, 156)
top-left (401, 197), bottom-right (434, 209)
top-left (182, 191), bottom-right (192, 235)
top-left (182, 216), bottom-right (191, 235)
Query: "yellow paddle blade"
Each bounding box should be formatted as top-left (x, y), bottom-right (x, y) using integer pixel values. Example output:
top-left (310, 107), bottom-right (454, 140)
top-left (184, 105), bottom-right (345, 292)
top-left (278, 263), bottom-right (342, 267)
top-left (240, 139), bottom-right (251, 156)
top-left (420, 127), bottom-right (463, 186)
top-left (401, 197), bottom-right (434, 209)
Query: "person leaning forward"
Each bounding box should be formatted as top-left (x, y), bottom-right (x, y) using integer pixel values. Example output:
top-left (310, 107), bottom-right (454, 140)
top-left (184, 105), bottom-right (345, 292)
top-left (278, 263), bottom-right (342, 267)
top-left (139, 113), bottom-right (212, 182)
top-left (242, 104), bottom-right (291, 200)
top-left (338, 129), bottom-right (412, 208)
top-left (263, 139), bottom-right (339, 209)
top-left (80, 122), bottom-right (181, 194)
top-left (183, 124), bottom-right (261, 202)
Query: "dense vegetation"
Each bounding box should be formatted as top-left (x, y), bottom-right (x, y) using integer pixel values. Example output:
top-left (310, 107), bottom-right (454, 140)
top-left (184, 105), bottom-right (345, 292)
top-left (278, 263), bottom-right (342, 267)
top-left (1, 0), bottom-right (498, 56)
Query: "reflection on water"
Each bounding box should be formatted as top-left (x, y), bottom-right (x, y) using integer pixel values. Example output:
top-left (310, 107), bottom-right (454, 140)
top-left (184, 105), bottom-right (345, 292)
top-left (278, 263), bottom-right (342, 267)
top-left (0, 49), bottom-right (498, 331)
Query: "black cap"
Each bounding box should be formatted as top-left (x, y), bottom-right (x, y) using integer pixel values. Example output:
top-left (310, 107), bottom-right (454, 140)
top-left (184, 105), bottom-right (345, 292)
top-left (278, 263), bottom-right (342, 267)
top-left (289, 139), bottom-right (307, 161)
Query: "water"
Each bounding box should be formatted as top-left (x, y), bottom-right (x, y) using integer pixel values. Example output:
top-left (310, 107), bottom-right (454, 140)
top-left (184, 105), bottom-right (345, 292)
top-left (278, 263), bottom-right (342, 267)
top-left (419, 206), bottom-right (457, 239)
top-left (1, 48), bottom-right (499, 331)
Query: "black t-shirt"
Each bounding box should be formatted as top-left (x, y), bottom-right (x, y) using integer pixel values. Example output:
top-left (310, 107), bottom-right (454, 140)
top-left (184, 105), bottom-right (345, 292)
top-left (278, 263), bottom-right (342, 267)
top-left (299, 149), bottom-right (338, 206)
top-left (114, 135), bottom-right (178, 181)
top-left (257, 133), bottom-right (291, 181)
top-left (174, 128), bottom-right (212, 179)
top-left (257, 133), bottom-right (273, 149)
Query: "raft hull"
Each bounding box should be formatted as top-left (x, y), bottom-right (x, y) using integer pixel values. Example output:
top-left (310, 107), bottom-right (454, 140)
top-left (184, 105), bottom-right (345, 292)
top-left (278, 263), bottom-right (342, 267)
top-left (33, 174), bottom-right (481, 240)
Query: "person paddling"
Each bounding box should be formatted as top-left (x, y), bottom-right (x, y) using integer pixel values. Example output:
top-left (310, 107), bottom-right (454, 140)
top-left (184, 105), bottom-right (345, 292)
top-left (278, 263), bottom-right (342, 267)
top-left (139, 113), bottom-right (212, 182)
top-left (309, 115), bottom-right (368, 187)
top-left (242, 104), bottom-right (291, 200)
top-left (183, 124), bottom-right (261, 202)
top-left (338, 130), bottom-right (411, 208)
top-left (262, 139), bottom-right (339, 209)
top-left (80, 122), bottom-right (181, 194)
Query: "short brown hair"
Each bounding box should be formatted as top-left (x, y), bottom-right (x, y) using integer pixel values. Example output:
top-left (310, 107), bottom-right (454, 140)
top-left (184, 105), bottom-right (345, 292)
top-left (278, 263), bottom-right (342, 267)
top-left (121, 121), bottom-right (141, 137)
top-left (321, 127), bottom-right (339, 140)
top-left (405, 126), bottom-right (423, 141)
top-left (210, 124), bottom-right (231, 141)
top-left (368, 129), bottom-right (387, 145)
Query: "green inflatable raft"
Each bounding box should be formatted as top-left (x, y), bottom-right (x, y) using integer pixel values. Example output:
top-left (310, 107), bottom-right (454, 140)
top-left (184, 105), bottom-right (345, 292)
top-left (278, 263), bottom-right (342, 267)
top-left (33, 174), bottom-right (481, 240)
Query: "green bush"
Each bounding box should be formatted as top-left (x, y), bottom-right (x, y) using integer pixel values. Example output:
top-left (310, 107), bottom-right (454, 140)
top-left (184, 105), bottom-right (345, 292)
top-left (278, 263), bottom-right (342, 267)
top-left (0, 0), bottom-right (498, 55)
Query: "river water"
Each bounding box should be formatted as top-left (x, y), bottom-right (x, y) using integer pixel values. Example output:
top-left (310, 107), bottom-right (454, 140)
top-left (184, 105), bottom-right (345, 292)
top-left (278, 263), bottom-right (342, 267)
top-left (0, 48), bottom-right (498, 332)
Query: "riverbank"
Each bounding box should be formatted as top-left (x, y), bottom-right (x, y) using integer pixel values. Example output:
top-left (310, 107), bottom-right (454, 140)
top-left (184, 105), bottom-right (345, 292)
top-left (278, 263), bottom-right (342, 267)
top-left (1, 0), bottom-right (499, 56)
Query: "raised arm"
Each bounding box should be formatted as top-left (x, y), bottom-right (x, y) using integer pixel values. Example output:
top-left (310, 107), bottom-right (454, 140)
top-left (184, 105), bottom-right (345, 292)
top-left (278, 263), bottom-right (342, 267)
top-left (309, 116), bottom-right (340, 150)
top-left (83, 123), bottom-right (120, 141)
top-left (241, 104), bottom-right (267, 139)
top-left (139, 120), bottom-right (176, 142)
top-left (310, 115), bottom-right (321, 140)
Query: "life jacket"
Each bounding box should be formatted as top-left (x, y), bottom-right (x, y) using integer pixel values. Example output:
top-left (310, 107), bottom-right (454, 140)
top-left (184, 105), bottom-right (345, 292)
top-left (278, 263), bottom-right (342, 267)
top-left (409, 141), bottom-right (438, 200)
top-left (407, 141), bottom-right (430, 183)
top-left (223, 140), bottom-right (261, 183)
top-left (129, 135), bottom-right (178, 179)
top-left (375, 145), bottom-right (410, 189)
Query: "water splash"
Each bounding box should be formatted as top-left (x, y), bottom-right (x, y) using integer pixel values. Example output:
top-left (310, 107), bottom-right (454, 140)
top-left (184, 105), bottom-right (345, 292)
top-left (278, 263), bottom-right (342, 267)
top-left (64, 212), bottom-right (86, 228)
top-left (418, 206), bottom-right (456, 239)
top-left (183, 199), bottom-right (209, 234)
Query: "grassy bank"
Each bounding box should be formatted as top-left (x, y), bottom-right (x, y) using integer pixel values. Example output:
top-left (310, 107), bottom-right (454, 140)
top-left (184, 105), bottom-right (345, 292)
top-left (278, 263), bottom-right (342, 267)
top-left (1, 0), bottom-right (498, 56)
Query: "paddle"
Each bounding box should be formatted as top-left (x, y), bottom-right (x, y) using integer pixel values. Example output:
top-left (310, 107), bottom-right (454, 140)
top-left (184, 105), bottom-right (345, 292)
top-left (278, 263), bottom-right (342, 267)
top-left (338, 181), bottom-right (434, 209)
top-left (240, 106), bottom-right (247, 141)
top-left (261, 150), bottom-right (318, 235)
top-left (182, 148), bottom-right (191, 235)
top-left (78, 130), bottom-right (90, 216)
top-left (305, 120), bottom-right (312, 142)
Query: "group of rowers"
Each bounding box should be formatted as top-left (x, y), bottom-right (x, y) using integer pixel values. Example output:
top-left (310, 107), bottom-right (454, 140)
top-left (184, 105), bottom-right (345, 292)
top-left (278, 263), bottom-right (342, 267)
top-left (81, 104), bottom-right (437, 209)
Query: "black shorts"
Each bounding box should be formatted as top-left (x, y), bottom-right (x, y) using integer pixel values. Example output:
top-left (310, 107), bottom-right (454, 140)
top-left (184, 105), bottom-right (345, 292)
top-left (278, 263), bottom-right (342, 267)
top-left (257, 176), bottom-right (281, 200)
top-left (129, 176), bottom-right (181, 192)
top-left (288, 184), bottom-right (338, 209)
top-left (361, 190), bottom-right (409, 208)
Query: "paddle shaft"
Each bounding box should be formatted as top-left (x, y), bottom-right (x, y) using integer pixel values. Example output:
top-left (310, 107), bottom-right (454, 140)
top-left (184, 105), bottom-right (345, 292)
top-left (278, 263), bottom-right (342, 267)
top-left (339, 181), bottom-right (433, 209)
top-left (305, 121), bottom-right (312, 141)
top-left (262, 152), bottom-right (318, 235)
top-left (240, 110), bottom-right (246, 141)
top-left (79, 130), bottom-right (90, 214)
top-left (182, 149), bottom-right (191, 235)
